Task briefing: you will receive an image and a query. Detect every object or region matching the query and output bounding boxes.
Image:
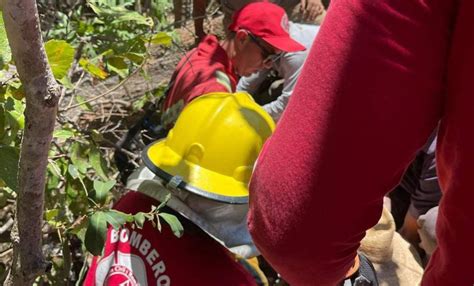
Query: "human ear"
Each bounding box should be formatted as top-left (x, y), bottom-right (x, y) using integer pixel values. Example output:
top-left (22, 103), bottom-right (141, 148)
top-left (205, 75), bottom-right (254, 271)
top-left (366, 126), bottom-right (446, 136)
top-left (235, 30), bottom-right (249, 44)
top-left (233, 30), bottom-right (249, 52)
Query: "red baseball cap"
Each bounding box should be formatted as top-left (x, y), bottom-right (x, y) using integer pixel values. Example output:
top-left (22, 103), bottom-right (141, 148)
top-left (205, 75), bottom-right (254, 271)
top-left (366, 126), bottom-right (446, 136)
top-left (228, 2), bottom-right (306, 53)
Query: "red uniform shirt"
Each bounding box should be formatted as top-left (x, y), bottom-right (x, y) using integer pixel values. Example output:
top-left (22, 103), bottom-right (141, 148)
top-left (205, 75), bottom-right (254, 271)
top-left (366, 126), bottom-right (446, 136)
top-left (160, 35), bottom-right (238, 128)
top-left (84, 192), bottom-right (256, 286)
top-left (249, 0), bottom-right (474, 285)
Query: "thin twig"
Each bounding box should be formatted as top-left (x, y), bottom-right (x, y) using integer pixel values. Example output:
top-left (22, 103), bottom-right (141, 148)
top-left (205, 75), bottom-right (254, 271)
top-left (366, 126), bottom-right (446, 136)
top-left (64, 71), bottom-right (86, 109)
top-left (100, 102), bottom-right (105, 123)
top-left (110, 99), bottom-right (132, 106)
top-left (0, 248), bottom-right (13, 259)
top-left (101, 138), bottom-right (139, 159)
top-left (61, 58), bottom-right (148, 111)
top-left (106, 102), bottom-right (116, 122)
top-left (0, 218), bottom-right (14, 234)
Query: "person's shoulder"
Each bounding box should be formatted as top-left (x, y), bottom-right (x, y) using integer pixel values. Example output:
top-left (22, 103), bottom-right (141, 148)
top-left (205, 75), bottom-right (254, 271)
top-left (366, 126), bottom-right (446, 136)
top-left (197, 35), bottom-right (220, 51)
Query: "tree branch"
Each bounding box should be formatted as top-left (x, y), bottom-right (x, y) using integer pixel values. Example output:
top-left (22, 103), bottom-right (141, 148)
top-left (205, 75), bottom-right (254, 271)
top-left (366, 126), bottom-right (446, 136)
top-left (3, 0), bottom-right (60, 284)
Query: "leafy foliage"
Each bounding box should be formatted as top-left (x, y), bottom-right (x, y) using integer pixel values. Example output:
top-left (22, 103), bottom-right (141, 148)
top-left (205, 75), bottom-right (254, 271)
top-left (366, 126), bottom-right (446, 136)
top-left (0, 0), bottom-right (182, 283)
top-left (43, 0), bottom-right (173, 80)
top-left (0, 12), bottom-right (12, 68)
top-left (84, 211), bottom-right (108, 255)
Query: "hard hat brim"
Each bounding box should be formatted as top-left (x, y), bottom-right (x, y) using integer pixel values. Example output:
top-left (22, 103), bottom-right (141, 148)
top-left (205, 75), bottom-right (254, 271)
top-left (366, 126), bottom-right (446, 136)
top-left (142, 140), bottom-right (249, 204)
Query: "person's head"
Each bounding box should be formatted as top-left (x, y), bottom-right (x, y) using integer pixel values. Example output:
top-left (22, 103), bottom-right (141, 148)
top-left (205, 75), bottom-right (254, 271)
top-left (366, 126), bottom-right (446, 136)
top-left (227, 2), bottom-right (305, 76)
top-left (143, 92), bottom-right (275, 205)
top-left (142, 92), bottom-right (275, 256)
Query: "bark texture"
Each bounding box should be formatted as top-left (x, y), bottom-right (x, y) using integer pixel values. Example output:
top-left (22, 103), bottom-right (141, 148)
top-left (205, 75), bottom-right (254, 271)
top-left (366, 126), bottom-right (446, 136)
top-left (2, 1), bottom-right (60, 285)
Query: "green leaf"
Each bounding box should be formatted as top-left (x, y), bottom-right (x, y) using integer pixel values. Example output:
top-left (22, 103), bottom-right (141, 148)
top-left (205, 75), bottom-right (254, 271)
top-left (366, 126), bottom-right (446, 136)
top-left (99, 49), bottom-right (114, 58)
top-left (5, 79), bottom-right (21, 90)
top-left (88, 1), bottom-right (153, 27)
top-left (8, 84), bottom-right (25, 100)
top-left (0, 12), bottom-right (12, 67)
top-left (2, 97), bottom-right (25, 136)
top-left (47, 159), bottom-right (62, 177)
top-left (107, 56), bottom-right (128, 78)
top-left (45, 209), bottom-right (62, 228)
top-left (53, 128), bottom-right (75, 139)
top-left (123, 52), bottom-right (144, 65)
top-left (103, 210), bottom-right (132, 229)
top-left (77, 20), bottom-right (95, 36)
top-left (45, 40), bottom-right (75, 79)
top-left (3, 79), bottom-right (25, 101)
top-left (91, 179), bottom-right (115, 205)
top-left (85, 211), bottom-right (108, 255)
top-left (79, 58), bottom-right (108, 79)
top-left (76, 228), bottom-right (87, 246)
top-left (1, 112), bottom-right (20, 145)
top-left (6, 101), bottom-right (25, 129)
top-left (150, 32), bottom-right (172, 46)
top-left (65, 179), bottom-right (79, 198)
top-left (46, 166), bottom-right (61, 191)
top-left (88, 145), bottom-right (107, 179)
top-left (70, 142), bottom-right (89, 174)
top-left (68, 164), bottom-right (80, 179)
top-left (58, 76), bottom-right (74, 90)
top-left (131, 93), bottom-right (149, 110)
top-left (159, 212), bottom-right (184, 238)
top-left (114, 12), bottom-right (153, 27)
top-left (87, 2), bottom-right (105, 16)
top-left (0, 145), bottom-right (19, 192)
top-left (75, 95), bottom-right (93, 111)
top-left (133, 212), bottom-right (146, 229)
top-left (45, 209), bottom-right (59, 221)
top-left (90, 130), bottom-right (103, 142)
top-left (107, 56), bottom-right (127, 69)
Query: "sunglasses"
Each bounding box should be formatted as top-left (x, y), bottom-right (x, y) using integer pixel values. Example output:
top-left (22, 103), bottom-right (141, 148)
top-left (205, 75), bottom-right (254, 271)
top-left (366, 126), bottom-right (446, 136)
top-left (247, 32), bottom-right (283, 65)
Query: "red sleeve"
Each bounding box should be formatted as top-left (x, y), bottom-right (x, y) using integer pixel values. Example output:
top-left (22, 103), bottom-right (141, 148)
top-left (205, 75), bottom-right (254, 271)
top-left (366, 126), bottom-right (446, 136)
top-left (249, 0), bottom-right (473, 284)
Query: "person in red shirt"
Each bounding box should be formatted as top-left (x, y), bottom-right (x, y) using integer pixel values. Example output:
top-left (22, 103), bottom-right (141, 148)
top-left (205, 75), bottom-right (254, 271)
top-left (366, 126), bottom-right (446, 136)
top-left (160, 2), bottom-right (305, 129)
top-left (248, 0), bottom-right (474, 285)
top-left (115, 1), bottom-right (305, 181)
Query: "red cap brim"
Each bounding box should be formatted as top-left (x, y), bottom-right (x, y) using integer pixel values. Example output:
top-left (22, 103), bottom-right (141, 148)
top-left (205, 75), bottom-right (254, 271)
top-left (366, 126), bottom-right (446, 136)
top-left (262, 36), bottom-right (306, 53)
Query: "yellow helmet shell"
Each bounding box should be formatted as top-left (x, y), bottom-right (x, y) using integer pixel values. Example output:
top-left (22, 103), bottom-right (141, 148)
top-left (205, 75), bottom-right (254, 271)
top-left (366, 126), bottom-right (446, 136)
top-left (143, 92), bottom-right (275, 204)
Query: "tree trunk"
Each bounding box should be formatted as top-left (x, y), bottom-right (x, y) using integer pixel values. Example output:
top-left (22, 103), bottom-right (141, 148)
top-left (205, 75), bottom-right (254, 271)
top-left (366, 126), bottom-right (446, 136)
top-left (2, 1), bottom-right (60, 285)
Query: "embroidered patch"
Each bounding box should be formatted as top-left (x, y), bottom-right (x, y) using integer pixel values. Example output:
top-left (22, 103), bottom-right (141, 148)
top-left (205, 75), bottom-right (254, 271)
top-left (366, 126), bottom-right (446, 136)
top-left (95, 252), bottom-right (146, 286)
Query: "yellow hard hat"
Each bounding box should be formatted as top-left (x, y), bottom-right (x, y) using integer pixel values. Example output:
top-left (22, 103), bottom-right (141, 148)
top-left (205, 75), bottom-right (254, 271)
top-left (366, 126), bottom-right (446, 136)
top-left (142, 92), bottom-right (275, 204)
